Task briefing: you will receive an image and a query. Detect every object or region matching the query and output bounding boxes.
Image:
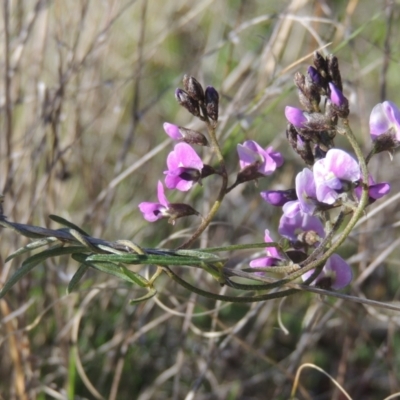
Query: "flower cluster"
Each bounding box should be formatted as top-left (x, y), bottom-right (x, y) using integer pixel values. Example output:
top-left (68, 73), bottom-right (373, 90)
top-left (139, 76), bottom-right (283, 225)
top-left (256, 52), bottom-right (392, 290)
top-left (139, 52), bottom-right (395, 293)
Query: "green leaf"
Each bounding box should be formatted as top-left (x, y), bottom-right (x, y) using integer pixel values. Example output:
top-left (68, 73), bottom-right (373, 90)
top-left (0, 246), bottom-right (86, 298)
top-left (49, 214), bottom-right (90, 236)
top-left (5, 238), bottom-right (58, 263)
top-left (87, 253), bottom-right (224, 266)
top-left (130, 287), bottom-right (157, 304)
top-left (85, 260), bottom-right (149, 287)
top-left (67, 264), bottom-right (89, 293)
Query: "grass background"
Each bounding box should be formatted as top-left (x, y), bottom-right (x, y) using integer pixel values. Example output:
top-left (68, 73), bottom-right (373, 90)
top-left (1, 0), bottom-right (400, 399)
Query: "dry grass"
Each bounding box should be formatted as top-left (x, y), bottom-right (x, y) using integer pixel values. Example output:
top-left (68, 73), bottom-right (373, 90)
top-left (1, 0), bottom-right (400, 399)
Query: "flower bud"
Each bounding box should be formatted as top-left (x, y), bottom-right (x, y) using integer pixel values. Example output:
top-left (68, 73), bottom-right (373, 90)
top-left (327, 54), bottom-right (343, 92)
top-left (328, 82), bottom-right (349, 118)
top-left (260, 189), bottom-right (297, 206)
top-left (205, 86), bottom-right (219, 121)
top-left (285, 106), bottom-right (307, 128)
top-left (183, 75), bottom-right (205, 102)
top-left (175, 88), bottom-right (200, 117)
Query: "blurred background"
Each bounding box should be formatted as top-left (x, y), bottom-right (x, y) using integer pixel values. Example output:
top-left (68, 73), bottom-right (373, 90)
top-left (1, 0), bottom-right (400, 399)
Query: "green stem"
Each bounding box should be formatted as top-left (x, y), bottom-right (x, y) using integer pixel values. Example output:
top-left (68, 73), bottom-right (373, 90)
top-left (178, 120), bottom-right (228, 250)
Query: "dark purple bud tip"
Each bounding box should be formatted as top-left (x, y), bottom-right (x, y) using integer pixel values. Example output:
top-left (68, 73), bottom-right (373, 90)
top-left (205, 86), bottom-right (219, 121)
top-left (307, 66), bottom-right (323, 86)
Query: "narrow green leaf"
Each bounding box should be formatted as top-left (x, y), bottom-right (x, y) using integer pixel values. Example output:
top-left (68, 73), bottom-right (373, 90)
top-left (87, 253), bottom-right (224, 266)
top-left (67, 264), bottom-right (89, 293)
top-left (118, 267), bottom-right (149, 288)
top-left (130, 287), bottom-right (157, 304)
top-left (87, 260), bottom-right (149, 287)
top-left (0, 246), bottom-right (88, 298)
top-left (49, 214), bottom-right (90, 236)
top-left (5, 237), bottom-right (58, 262)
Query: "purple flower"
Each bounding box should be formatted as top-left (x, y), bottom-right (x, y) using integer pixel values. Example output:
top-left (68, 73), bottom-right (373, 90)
top-left (283, 168), bottom-right (318, 217)
top-left (163, 122), bottom-right (208, 146)
top-left (278, 211), bottom-right (325, 243)
top-left (249, 230), bottom-right (283, 269)
top-left (260, 189), bottom-right (297, 207)
top-left (164, 143), bottom-right (203, 191)
top-left (369, 101), bottom-right (400, 143)
top-left (285, 106), bottom-right (308, 128)
top-left (302, 253), bottom-right (353, 290)
top-left (237, 140), bottom-right (283, 176)
top-left (138, 181), bottom-right (170, 222)
top-left (313, 149), bottom-right (360, 204)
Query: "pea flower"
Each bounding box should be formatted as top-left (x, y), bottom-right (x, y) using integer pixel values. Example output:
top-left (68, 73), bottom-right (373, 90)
top-left (369, 101), bottom-right (400, 151)
top-left (369, 101), bottom-right (400, 142)
top-left (164, 142), bottom-right (204, 191)
top-left (138, 181), bottom-right (199, 224)
top-left (313, 149), bottom-right (360, 205)
top-left (260, 189), bottom-right (297, 207)
top-left (237, 140), bottom-right (283, 176)
top-left (283, 168), bottom-right (318, 217)
top-left (301, 253), bottom-right (353, 290)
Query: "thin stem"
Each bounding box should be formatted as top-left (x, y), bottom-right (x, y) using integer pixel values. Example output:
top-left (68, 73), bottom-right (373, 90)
top-left (178, 120), bottom-right (228, 249)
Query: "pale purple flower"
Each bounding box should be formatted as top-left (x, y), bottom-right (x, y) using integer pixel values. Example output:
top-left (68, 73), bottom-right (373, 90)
top-left (278, 211), bottom-right (325, 242)
top-left (313, 149), bottom-right (360, 204)
top-left (369, 101), bottom-right (400, 142)
top-left (164, 143), bottom-right (203, 191)
top-left (283, 168), bottom-right (318, 217)
top-left (285, 106), bottom-right (308, 128)
top-left (237, 140), bottom-right (283, 176)
top-left (138, 181), bottom-right (170, 222)
top-left (249, 230), bottom-right (283, 269)
top-left (301, 253), bottom-right (353, 290)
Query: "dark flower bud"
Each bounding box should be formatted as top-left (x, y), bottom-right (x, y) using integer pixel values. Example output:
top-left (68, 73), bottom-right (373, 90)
top-left (327, 54), bottom-right (343, 91)
top-left (167, 203), bottom-right (201, 225)
top-left (313, 51), bottom-right (329, 79)
top-left (286, 124), bottom-right (315, 165)
top-left (205, 86), bottom-right (219, 121)
top-left (183, 75), bottom-right (205, 102)
top-left (175, 88), bottom-right (200, 117)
